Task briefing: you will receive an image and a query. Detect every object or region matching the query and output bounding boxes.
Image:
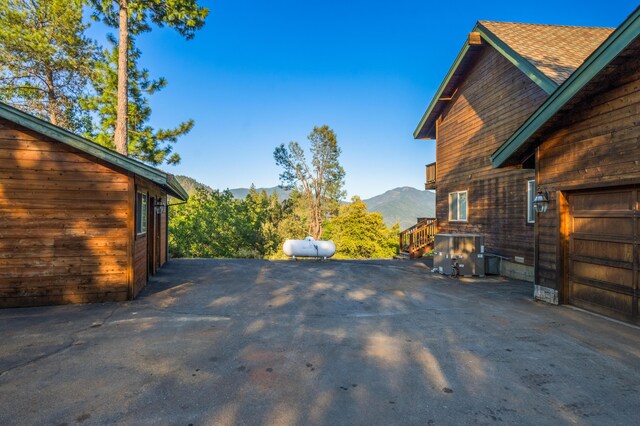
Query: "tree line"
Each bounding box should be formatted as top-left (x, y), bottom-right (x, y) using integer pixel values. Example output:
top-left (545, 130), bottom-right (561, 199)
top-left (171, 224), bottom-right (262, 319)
top-left (169, 186), bottom-right (400, 259)
top-left (169, 126), bottom-right (400, 259)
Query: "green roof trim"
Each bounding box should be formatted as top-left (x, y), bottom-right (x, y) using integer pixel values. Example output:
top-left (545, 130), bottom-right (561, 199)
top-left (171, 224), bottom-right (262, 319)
top-left (166, 174), bottom-right (189, 201)
top-left (474, 22), bottom-right (557, 95)
top-left (491, 6), bottom-right (640, 168)
top-left (0, 101), bottom-right (189, 201)
top-left (412, 42), bottom-right (471, 139)
top-left (413, 22), bottom-right (558, 140)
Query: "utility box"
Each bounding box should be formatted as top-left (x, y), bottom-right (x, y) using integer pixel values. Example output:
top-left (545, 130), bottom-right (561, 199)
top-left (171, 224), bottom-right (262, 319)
top-left (484, 254), bottom-right (501, 275)
top-left (433, 234), bottom-right (485, 277)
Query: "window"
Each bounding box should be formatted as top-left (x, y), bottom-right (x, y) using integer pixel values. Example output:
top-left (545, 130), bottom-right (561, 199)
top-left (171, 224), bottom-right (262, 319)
top-left (136, 191), bottom-right (148, 235)
top-left (527, 180), bottom-right (536, 224)
top-left (449, 191), bottom-right (468, 222)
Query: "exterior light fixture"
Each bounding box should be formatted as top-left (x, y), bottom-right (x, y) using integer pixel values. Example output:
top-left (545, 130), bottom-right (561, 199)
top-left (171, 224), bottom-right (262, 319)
top-left (533, 190), bottom-right (549, 213)
top-left (154, 200), bottom-right (166, 214)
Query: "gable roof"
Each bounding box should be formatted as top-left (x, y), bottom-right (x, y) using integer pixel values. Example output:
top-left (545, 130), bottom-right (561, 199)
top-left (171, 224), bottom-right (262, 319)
top-left (414, 21), bottom-right (614, 140)
top-left (0, 101), bottom-right (189, 201)
top-left (479, 21), bottom-right (614, 85)
top-left (491, 6), bottom-right (640, 168)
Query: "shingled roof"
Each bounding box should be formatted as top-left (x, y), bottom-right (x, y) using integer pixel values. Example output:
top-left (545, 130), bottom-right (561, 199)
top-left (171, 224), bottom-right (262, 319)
top-left (491, 6), bottom-right (640, 167)
top-left (479, 21), bottom-right (614, 85)
top-left (414, 21), bottom-right (614, 139)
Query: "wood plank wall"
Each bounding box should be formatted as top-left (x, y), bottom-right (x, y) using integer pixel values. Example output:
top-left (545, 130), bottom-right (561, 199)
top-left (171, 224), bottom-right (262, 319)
top-left (435, 46), bottom-right (548, 265)
top-left (133, 226), bottom-right (147, 297)
top-left (0, 118), bottom-right (131, 307)
top-left (132, 177), bottom-right (167, 298)
top-left (160, 202), bottom-right (167, 266)
top-left (535, 41), bottom-right (640, 293)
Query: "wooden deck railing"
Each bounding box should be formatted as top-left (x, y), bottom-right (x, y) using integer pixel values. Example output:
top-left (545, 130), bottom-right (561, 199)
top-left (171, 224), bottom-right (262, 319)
top-left (399, 217), bottom-right (437, 259)
top-left (425, 162), bottom-right (436, 190)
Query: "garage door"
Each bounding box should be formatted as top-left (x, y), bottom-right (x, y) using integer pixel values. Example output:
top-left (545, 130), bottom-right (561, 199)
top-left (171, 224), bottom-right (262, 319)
top-left (568, 188), bottom-right (638, 323)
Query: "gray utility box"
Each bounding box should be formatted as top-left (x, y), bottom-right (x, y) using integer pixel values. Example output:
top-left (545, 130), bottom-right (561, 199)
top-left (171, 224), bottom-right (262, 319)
top-left (484, 253), bottom-right (501, 275)
top-left (433, 234), bottom-right (485, 277)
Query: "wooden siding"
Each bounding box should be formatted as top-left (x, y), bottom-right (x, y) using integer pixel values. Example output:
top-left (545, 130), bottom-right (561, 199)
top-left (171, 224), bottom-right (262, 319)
top-left (0, 118), bottom-right (131, 307)
top-left (535, 42), bottom-right (640, 296)
top-left (133, 230), bottom-right (147, 297)
top-left (160, 201), bottom-right (167, 266)
top-left (435, 46), bottom-right (548, 265)
top-left (132, 177), bottom-right (168, 297)
top-left (565, 189), bottom-right (638, 322)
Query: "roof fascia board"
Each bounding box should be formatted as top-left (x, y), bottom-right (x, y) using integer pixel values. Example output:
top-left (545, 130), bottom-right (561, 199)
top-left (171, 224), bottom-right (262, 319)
top-left (0, 102), bottom-right (167, 185)
top-left (414, 22), bottom-right (560, 139)
top-left (166, 175), bottom-right (189, 201)
top-left (490, 7), bottom-right (640, 168)
top-left (474, 22), bottom-right (557, 95)
top-left (413, 42), bottom-right (471, 139)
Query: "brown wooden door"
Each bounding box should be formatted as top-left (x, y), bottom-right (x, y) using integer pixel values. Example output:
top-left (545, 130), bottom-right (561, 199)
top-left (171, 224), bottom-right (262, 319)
top-left (567, 188), bottom-right (638, 323)
top-left (148, 197), bottom-right (156, 276)
top-left (156, 210), bottom-right (161, 268)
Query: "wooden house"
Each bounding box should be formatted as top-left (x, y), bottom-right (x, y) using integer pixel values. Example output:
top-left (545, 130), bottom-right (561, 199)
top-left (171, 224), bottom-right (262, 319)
top-left (0, 102), bottom-right (188, 307)
top-left (411, 21), bottom-right (613, 280)
top-left (492, 6), bottom-right (640, 323)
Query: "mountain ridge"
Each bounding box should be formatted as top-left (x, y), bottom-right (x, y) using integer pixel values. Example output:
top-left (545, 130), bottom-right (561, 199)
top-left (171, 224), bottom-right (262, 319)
top-left (363, 186), bottom-right (435, 229)
top-left (174, 176), bottom-right (434, 230)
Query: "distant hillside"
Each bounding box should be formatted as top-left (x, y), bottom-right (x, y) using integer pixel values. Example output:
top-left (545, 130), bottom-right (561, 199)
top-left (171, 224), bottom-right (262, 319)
top-left (174, 176), bottom-right (433, 229)
top-left (363, 187), bottom-right (435, 230)
top-left (175, 175), bottom-right (213, 196)
top-left (229, 186), bottom-right (291, 202)
top-left (174, 176), bottom-right (291, 201)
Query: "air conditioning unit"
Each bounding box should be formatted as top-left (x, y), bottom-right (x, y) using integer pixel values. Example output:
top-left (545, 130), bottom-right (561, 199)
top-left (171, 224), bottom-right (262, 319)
top-left (433, 234), bottom-right (485, 277)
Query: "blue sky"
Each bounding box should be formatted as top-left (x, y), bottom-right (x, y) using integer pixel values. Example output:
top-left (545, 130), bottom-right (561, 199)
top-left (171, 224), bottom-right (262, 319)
top-left (88, 1), bottom-right (637, 198)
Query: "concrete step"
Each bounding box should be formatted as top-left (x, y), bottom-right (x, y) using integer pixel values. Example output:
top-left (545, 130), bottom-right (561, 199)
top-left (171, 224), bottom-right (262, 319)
top-left (393, 251), bottom-right (411, 260)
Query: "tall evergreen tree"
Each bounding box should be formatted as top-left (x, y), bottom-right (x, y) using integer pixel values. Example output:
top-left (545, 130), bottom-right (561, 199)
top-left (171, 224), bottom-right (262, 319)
top-left (84, 35), bottom-right (192, 165)
top-left (0, 0), bottom-right (99, 132)
top-left (88, 0), bottom-right (208, 156)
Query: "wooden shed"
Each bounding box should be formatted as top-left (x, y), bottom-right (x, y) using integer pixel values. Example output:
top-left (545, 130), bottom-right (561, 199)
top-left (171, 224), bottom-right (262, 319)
top-left (0, 102), bottom-right (189, 307)
top-left (412, 20), bottom-right (613, 281)
top-left (492, 6), bottom-right (640, 323)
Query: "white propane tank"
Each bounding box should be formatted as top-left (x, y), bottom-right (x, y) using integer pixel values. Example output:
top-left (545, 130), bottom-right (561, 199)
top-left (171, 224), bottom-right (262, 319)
top-left (282, 236), bottom-right (336, 259)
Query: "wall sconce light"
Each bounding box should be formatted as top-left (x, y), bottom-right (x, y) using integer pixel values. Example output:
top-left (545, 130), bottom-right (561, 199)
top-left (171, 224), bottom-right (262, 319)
top-left (155, 200), bottom-right (165, 214)
top-left (533, 190), bottom-right (549, 213)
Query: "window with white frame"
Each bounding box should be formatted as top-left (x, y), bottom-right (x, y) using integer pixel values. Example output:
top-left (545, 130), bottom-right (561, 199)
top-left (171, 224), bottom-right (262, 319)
top-left (449, 191), bottom-right (468, 222)
top-left (527, 180), bottom-right (536, 224)
top-left (136, 191), bottom-right (148, 235)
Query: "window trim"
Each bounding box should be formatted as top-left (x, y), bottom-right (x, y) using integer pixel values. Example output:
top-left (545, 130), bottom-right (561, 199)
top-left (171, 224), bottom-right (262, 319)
top-left (448, 190), bottom-right (468, 222)
top-left (527, 180), bottom-right (536, 224)
top-left (136, 191), bottom-right (148, 236)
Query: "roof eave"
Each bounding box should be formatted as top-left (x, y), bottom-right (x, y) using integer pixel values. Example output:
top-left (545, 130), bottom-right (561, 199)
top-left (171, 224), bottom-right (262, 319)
top-left (0, 101), bottom-right (189, 199)
top-left (491, 6), bottom-right (640, 168)
top-left (413, 23), bottom-right (558, 141)
top-left (165, 174), bottom-right (189, 201)
top-left (413, 42), bottom-right (471, 140)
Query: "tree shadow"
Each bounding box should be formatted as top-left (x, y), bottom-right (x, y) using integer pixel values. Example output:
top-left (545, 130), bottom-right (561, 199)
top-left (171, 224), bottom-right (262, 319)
top-left (1, 259), bottom-right (639, 424)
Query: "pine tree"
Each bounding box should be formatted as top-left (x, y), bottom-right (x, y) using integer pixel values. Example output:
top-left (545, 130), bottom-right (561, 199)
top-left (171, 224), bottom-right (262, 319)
top-left (88, 0), bottom-right (208, 156)
top-left (83, 35), bottom-right (192, 165)
top-left (0, 0), bottom-right (99, 132)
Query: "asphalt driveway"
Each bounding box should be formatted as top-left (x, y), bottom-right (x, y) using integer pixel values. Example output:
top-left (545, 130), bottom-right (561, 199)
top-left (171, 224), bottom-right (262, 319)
top-left (1, 259), bottom-right (639, 425)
